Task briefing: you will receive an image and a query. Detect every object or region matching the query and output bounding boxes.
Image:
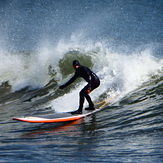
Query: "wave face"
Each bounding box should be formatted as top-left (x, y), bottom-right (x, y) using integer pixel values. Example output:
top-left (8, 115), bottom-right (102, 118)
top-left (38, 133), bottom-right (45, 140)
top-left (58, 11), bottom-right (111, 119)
top-left (0, 0), bottom-right (163, 162)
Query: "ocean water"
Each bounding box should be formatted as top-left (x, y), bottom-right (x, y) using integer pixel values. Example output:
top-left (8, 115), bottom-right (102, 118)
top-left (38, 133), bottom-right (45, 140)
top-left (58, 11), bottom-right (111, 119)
top-left (0, 0), bottom-right (163, 162)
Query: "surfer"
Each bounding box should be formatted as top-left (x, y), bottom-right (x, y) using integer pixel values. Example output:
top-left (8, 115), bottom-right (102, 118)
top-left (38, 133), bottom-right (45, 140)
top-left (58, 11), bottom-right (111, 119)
top-left (59, 60), bottom-right (100, 114)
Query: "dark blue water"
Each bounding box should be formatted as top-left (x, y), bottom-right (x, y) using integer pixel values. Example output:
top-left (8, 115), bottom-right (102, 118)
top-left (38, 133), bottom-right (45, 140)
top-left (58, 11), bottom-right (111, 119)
top-left (0, 0), bottom-right (163, 162)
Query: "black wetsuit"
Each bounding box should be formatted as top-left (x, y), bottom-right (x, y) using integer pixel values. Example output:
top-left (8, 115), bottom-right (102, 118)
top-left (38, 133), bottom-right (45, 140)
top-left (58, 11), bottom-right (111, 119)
top-left (60, 64), bottom-right (100, 112)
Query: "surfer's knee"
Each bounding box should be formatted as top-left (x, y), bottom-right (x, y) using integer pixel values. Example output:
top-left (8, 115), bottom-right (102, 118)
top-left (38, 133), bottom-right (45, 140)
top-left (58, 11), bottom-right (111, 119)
top-left (79, 89), bottom-right (87, 97)
top-left (79, 90), bottom-right (84, 97)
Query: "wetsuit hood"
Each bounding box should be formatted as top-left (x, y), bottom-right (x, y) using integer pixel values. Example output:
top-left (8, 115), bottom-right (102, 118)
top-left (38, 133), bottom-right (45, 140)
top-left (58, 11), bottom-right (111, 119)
top-left (73, 60), bottom-right (80, 69)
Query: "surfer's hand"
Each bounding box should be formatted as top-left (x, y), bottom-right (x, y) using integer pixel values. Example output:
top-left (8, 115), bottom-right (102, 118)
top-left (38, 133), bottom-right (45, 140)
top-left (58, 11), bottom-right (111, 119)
top-left (87, 89), bottom-right (91, 94)
top-left (87, 84), bottom-right (91, 94)
top-left (59, 85), bottom-right (65, 89)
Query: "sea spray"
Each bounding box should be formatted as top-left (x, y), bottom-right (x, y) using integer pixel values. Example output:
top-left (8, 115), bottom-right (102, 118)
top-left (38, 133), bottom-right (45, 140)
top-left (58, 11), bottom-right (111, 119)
top-left (48, 40), bottom-right (162, 112)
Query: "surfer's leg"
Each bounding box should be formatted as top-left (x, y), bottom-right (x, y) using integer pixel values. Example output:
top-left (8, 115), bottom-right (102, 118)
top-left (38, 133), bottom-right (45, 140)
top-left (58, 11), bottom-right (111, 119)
top-left (79, 90), bottom-right (85, 111)
top-left (71, 86), bottom-right (87, 114)
top-left (79, 85), bottom-right (89, 110)
top-left (85, 80), bottom-right (100, 110)
top-left (85, 94), bottom-right (94, 110)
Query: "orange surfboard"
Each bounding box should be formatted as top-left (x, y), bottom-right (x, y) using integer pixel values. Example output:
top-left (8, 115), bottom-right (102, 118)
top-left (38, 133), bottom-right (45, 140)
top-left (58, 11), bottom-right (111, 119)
top-left (13, 109), bottom-right (97, 123)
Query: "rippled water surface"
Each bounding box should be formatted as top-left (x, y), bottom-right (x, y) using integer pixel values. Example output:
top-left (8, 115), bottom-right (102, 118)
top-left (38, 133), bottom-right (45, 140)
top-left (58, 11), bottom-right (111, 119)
top-left (0, 0), bottom-right (163, 162)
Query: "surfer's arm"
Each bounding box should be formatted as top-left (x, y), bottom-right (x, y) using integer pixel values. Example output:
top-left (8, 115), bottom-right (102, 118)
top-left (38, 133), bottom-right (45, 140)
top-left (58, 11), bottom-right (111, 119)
top-left (86, 68), bottom-right (98, 93)
top-left (87, 76), bottom-right (92, 94)
top-left (59, 73), bottom-right (78, 89)
top-left (86, 70), bottom-right (92, 93)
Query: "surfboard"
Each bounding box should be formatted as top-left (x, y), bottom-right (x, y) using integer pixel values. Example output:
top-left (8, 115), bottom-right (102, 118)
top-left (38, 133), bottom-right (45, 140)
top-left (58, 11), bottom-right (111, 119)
top-left (13, 109), bottom-right (98, 123)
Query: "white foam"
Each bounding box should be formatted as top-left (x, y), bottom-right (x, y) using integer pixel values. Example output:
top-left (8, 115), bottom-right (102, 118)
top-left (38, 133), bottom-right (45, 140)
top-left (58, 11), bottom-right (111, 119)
top-left (48, 40), bottom-right (162, 112)
top-left (0, 37), bottom-right (162, 112)
top-left (0, 45), bottom-right (63, 92)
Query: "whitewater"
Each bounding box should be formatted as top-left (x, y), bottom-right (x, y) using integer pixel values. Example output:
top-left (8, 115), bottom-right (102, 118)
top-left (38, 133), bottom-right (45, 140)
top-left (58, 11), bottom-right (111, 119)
top-left (0, 0), bottom-right (163, 162)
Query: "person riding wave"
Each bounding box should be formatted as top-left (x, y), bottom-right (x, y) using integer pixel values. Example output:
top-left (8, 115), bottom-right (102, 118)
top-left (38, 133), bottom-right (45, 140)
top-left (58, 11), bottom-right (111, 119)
top-left (59, 60), bottom-right (100, 114)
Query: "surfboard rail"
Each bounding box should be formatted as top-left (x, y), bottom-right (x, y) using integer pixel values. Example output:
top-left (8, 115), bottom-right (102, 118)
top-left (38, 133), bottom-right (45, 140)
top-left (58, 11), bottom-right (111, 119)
top-left (13, 109), bottom-right (97, 123)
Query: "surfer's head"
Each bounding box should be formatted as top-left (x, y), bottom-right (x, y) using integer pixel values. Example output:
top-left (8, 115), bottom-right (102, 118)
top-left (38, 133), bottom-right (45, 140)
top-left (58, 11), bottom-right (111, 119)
top-left (73, 60), bottom-right (80, 69)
